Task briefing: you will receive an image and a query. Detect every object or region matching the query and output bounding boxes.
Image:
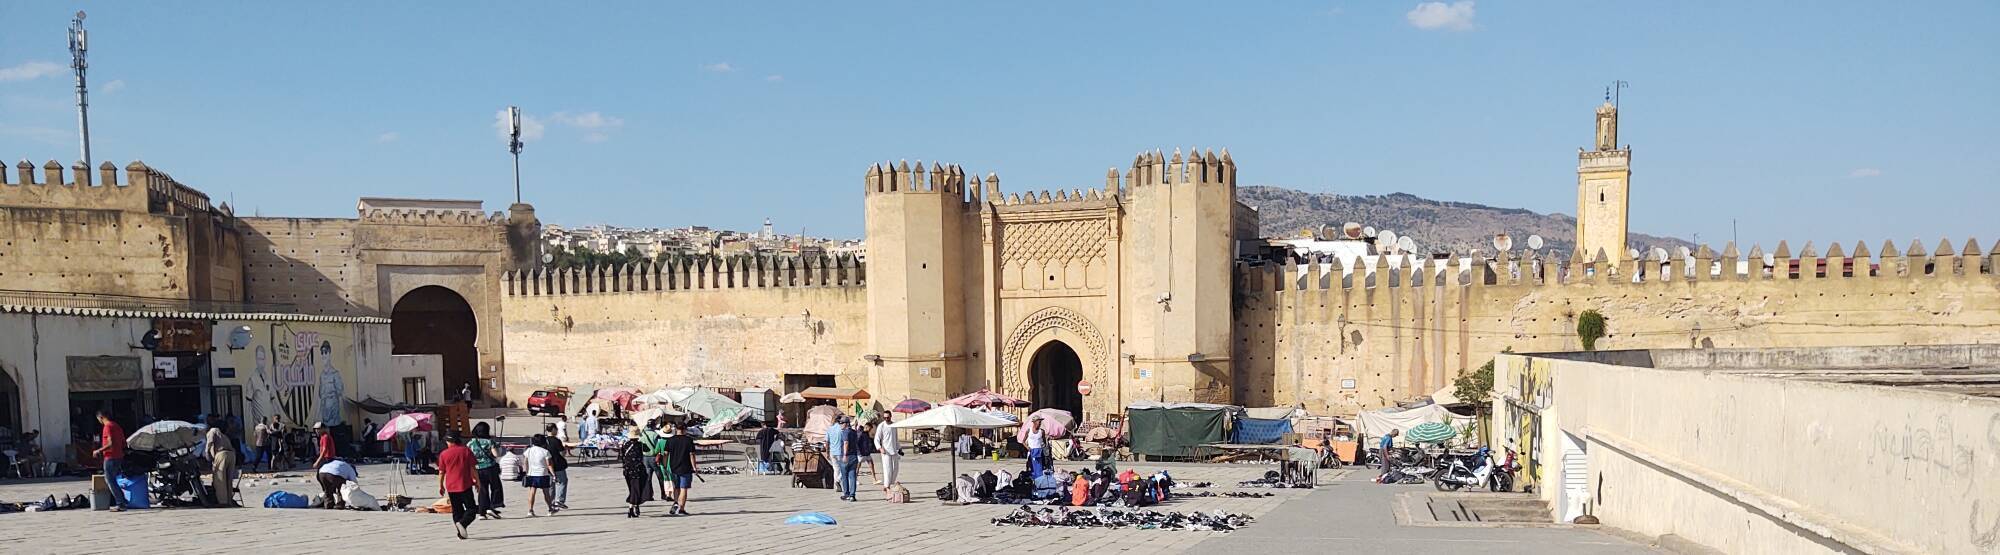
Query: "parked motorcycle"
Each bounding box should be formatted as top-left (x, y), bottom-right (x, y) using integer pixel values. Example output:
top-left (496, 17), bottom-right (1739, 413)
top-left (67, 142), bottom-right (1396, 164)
top-left (1487, 447), bottom-right (1519, 492)
top-left (1430, 446), bottom-right (1493, 492)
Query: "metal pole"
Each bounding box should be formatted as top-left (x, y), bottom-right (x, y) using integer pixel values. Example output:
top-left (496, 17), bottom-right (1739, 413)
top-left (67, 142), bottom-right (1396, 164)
top-left (513, 150), bottom-right (522, 204)
top-left (70, 12), bottom-right (92, 170)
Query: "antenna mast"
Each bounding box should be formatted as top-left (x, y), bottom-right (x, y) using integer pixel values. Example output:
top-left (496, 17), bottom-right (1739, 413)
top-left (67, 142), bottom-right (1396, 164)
top-left (1613, 80), bottom-right (1630, 110)
top-left (507, 106), bottom-right (524, 204)
top-left (69, 11), bottom-right (92, 169)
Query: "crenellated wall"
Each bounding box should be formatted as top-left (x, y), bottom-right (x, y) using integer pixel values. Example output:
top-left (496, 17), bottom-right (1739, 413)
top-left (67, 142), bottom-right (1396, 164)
top-left (1, 159), bottom-right (242, 303)
top-left (499, 255), bottom-right (871, 395)
top-left (1235, 239), bottom-right (2000, 414)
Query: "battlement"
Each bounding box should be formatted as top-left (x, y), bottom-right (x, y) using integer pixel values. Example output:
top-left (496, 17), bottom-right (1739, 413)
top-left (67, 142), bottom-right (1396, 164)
top-left (994, 186), bottom-right (1113, 209)
top-left (0, 158), bottom-right (220, 215)
top-left (864, 160), bottom-right (989, 205)
top-left (360, 207), bottom-right (509, 226)
top-left (503, 253), bottom-right (867, 296)
top-left (1127, 147), bottom-right (1234, 188)
top-left (1241, 236), bottom-right (2000, 292)
top-left (1578, 149), bottom-right (1631, 170)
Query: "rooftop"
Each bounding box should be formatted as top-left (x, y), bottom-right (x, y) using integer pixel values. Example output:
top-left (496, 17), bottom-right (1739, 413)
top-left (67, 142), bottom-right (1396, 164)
top-left (1535, 344), bottom-right (2000, 399)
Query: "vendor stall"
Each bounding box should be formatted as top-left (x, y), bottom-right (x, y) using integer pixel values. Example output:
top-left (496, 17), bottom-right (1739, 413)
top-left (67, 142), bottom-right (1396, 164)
top-left (1125, 402), bottom-right (1240, 459)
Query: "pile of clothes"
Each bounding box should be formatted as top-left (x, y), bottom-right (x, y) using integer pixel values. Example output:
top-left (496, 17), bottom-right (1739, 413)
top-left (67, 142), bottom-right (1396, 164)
top-left (991, 506), bottom-right (1255, 532)
top-left (1182, 491), bottom-right (1274, 498)
top-left (0, 494), bottom-right (90, 513)
top-left (949, 468), bottom-right (1179, 508)
top-left (1373, 469), bottom-right (1426, 485)
top-left (1237, 470), bottom-right (1311, 488)
top-left (696, 465), bottom-right (742, 475)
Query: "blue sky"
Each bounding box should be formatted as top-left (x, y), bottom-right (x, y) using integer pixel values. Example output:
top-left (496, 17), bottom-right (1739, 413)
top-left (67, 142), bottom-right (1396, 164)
top-left (1, 1), bottom-right (1994, 248)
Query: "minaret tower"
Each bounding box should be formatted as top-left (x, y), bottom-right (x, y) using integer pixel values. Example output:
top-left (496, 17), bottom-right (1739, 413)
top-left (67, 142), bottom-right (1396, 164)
top-left (1576, 90), bottom-right (1632, 262)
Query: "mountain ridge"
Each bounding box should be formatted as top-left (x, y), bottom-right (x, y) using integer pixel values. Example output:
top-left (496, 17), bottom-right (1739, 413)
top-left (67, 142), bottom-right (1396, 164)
top-left (1236, 185), bottom-right (1692, 256)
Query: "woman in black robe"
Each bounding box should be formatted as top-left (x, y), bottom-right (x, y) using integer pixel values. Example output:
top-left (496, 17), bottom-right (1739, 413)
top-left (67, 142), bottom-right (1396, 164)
top-left (620, 436), bottom-right (651, 518)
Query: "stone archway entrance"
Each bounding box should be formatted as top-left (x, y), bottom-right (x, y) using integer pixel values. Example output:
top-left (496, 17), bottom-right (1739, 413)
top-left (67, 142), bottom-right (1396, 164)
top-left (391, 285), bottom-right (479, 402)
top-left (1028, 341), bottom-right (1084, 418)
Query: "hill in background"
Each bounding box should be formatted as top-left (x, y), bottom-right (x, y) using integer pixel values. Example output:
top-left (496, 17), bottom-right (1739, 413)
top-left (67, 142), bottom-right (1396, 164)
top-left (1236, 185), bottom-right (1692, 257)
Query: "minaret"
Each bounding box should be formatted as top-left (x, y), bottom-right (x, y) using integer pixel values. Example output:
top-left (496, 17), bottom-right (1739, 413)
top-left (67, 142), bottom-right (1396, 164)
top-left (762, 217), bottom-right (774, 240)
top-left (1576, 93), bottom-right (1631, 262)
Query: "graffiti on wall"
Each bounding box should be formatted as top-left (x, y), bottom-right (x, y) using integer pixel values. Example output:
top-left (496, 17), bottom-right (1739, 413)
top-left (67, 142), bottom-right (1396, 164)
top-left (1500, 357), bottom-right (1556, 491)
top-left (233, 323), bottom-right (351, 428)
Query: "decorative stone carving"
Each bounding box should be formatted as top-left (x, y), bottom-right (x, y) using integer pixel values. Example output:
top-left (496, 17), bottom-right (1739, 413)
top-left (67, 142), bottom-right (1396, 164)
top-left (999, 306), bottom-right (1108, 399)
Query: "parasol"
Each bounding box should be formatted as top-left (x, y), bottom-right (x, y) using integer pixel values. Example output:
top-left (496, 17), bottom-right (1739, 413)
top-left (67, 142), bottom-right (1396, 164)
top-left (887, 405), bottom-right (1020, 491)
top-left (631, 406), bottom-right (684, 425)
top-left (779, 392), bottom-right (808, 404)
top-left (128, 420), bottom-right (202, 452)
top-left (1405, 422), bottom-right (1456, 444)
top-left (944, 388), bottom-right (1030, 408)
top-left (375, 412), bottom-right (434, 441)
top-left (803, 405), bottom-right (842, 442)
top-left (892, 398), bottom-right (933, 414)
top-left (1018, 408), bottom-right (1075, 441)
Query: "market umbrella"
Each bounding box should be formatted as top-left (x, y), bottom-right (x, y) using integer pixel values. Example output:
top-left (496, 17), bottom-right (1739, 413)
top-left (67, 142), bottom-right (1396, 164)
top-left (803, 405), bottom-right (843, 442)
top-left (1405, 422), bottom-right (1456, 444)
top-left (631, 406), bottom-right (684, 425)
top-left (128, 420), bottom-right (202, 452)
top-left (887, 405), bottom-right (1021, 492)
top-left (779, 392), bottom-right (808, 404)
top-left (375, 412), bottom-right (434, 441)
top-left (663, 387), bottom-right (754, 436)
top-left (944, 388), bottom-right (1030, 408)
top-left (892, 398), bottom-right (933, 414)
top-left (1018, 408), bottom-right (1075, 441)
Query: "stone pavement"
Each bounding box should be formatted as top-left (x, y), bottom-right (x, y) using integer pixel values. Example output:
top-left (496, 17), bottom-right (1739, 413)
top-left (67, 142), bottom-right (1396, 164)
top-left (0, 450), bottom-right (1654, 554)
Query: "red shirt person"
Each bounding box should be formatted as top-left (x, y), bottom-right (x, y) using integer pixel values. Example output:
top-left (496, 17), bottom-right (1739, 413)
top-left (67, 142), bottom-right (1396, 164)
top-left (437, 434), bottom-right (481, 539)
top-left (312, 423), bottom-right (336, 467)
top-left (93, 411), bottom-right (130, 511)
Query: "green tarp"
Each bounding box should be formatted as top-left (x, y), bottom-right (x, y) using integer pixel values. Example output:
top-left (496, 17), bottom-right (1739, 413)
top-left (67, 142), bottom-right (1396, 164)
top-left (1127, 407), bottom-right (1227, 457)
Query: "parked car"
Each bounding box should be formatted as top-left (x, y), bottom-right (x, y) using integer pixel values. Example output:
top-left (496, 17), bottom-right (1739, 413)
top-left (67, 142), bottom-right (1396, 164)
top-left (526, 388), bottom-right (572, 416)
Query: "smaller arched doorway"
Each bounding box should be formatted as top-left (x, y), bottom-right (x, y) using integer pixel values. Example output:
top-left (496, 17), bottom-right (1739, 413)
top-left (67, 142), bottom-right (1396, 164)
top-left (0, 369), bottom-right (19, 436)
top-left (391, 286), bottom-right (478, 402)
top-left (1028, 341), bottom-right (1084, 418)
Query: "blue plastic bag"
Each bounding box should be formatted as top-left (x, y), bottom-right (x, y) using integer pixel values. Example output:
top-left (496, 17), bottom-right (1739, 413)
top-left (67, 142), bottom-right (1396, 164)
top-left (115, 475), bottom-right (150, 509)
top-left (785, 512), bottom-right (837, 526)
top-left (263, 490), bottom-right (310, 509)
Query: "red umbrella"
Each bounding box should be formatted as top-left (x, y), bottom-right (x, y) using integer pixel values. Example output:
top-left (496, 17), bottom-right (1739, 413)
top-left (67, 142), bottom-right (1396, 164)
top-left (892, 398), bottom-right (933, 414)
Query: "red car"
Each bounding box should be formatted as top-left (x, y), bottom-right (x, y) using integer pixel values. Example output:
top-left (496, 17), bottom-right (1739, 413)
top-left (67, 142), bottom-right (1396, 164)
top-left (527, 387), bottom-right (572, 416)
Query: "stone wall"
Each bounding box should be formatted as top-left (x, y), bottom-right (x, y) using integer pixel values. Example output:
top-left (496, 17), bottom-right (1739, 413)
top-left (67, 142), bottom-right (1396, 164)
top-left (1490, 349), bottom-right (2000, 554)
top-left (500, 262), bottom-right (869, 398)
top-left (1, 161), bottom-right (241, 303)
top-left (1235, 240), bottom-right (2000, 414)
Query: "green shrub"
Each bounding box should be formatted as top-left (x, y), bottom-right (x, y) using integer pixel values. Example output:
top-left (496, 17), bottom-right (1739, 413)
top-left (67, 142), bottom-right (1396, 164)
top-left (1577, 309), bottom-right (1606, 351)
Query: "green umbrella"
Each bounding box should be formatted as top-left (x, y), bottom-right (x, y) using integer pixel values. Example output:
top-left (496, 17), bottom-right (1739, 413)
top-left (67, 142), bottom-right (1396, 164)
top-left (1405, 422), bottom-right (1456, 444)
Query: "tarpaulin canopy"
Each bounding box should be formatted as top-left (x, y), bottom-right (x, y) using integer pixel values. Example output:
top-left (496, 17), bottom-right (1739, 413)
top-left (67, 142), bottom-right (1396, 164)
top-left (1231, 417), bottom-right (1293, 444)
top-left (656, 387), bottom-right (753, 435)
top-left (1354, 403), bottom-right (1475, 438)
top-left (803, 405), bottom-right (842, 442)
top-left (354, 397), bottom-right (443, 415)
top-left (1243, 406), bottom-right (1304, 421)
top-left (1125, 406), bottom-right (1228, 457)
top-left (799, 387), bottom-right (870, 400)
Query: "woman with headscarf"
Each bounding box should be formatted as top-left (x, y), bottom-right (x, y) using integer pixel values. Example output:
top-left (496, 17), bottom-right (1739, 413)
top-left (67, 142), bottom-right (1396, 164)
top-left (620, 433), bottom-right (651, 518)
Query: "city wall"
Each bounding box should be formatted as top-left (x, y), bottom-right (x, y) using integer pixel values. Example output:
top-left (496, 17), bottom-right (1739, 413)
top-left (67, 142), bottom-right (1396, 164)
top-left (500, 256), bottom-right (871, 396)
top-left (1234, 240), bottom-right (2000, 414)
top-left (1, 160), bottom-right (242, 302)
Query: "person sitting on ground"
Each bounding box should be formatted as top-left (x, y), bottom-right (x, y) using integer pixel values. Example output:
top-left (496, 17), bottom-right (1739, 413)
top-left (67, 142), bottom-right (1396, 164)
top-left (498, 445), bottom-right (525, 483)
top-left (1071, 470), bottom-right (1093, 507)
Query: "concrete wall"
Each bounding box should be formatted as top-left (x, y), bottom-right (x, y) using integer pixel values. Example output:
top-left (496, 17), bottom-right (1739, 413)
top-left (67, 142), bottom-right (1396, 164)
top-left (0, 312), bottom-right (154, 464)
top-left (1235, 247), bottom-right (2000, 414)
top-left (501, 285), bottom-right (870, 399)
top-left (378, 354), bottom-right (445, 405)
top-left (1491, 352), bottom-right (2000, 554)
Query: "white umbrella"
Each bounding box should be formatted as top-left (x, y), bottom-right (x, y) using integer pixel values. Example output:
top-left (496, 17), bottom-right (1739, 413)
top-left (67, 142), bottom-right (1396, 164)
top-left (631, 406), bottom-right (683, 424)
top-left (128, 420), bottom-right (203, 452)
top-left (887, 405), bottom-right (1020, 490)
top-left (779, 392), bottom-right (808, 404)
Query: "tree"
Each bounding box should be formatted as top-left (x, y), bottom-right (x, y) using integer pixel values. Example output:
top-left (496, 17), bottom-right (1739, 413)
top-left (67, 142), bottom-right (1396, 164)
top-left (1576, 309), bottom-right (1607, 351)
top-left (1453, 358), bottom-right (1496, 408)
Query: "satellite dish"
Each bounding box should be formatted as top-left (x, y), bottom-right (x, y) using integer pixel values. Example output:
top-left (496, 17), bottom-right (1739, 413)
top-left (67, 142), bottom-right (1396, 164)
top-left (1318, 225), bottom-right (1336, 241)
top-left (541, 253), bottom-right (554, 264)
top-left (1378, 230), bottom-right (1399, 252)
top-left (1397, 236), bottom-right (1417, 253)
top-left (1762, 252), bottom-right (1777, 267)
top-left (1652, 247), bottom-right (1669, 261)
top-left (1627, 248), bottom-right (1642, 261)
top-left (1526, 235), bottom-right (1544, 250)
top-left (1492, 234), bottom-right (1513, 252)
top-left (1362, 226), bottom-right (1377, 238)
top-left (1342, 222), bottom-right (1363, 239)
top-left (227, 326), bottom-right (254, 350)
top-left (1677, 246), bottom-right (1692, 258)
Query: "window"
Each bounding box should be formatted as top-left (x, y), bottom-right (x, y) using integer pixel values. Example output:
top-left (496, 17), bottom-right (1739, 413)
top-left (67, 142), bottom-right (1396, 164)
top-left (402, 377), bottom-right (428, 405)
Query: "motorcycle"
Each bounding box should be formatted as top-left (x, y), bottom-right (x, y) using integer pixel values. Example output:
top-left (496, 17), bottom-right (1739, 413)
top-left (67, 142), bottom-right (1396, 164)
top-left (1430, 446), bottom-right (1493, 492)
top-left (1488, 447), bottom-right (1519, 492)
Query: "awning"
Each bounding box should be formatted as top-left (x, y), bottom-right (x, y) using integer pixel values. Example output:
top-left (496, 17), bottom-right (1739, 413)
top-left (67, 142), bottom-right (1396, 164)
top-left (800, 387), bottom-right (870, 400)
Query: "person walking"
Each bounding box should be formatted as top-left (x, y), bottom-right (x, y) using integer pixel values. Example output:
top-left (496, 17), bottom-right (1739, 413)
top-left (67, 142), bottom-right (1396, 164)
top-left (204, 416), bottom-right (238, 507)
top-left (857, 422), bottom-right (879, 485)
top-left (1026, 419), bottom-right (1048, 478)
top-left (437, 433), bottom-right (479, 539)
top-left (554, 415), bottom-right (571, 448)
top-left (311, 423), bottom-right (337, 468)
top-left (316, 458), bottom-right (357, 509)
top-left (619, 434), bottom-right (650, 518)
top-left (835, 417), bottom-right (865, 501)
top-left (466, 422), bottom-right (504, 518)
top-left (874, 416), bottom-right (901, 490)
top-left (825, 416), bottom-right (851, 500)
top-left (360, 418), bottom-right (379, 457)
top-left (93, 411), bottom-right (129, 512)
top-left (755, 424), bottom-right (779, 474)
top-left (269, 417), bottom-right (290, 470)
top-left (547, 436), bottom-right (570, 510)
top-left (521, 435), bottom-right (555, 516)
top-left (661, 422), bottom-right (698, 515)
top-left (641, 419), bottom-right (671, 502)
top-left (251, 418), bottom-right (272, 473)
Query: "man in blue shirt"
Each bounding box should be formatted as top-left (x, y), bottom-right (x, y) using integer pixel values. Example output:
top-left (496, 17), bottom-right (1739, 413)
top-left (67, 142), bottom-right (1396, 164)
top-left (1378, 429), bottom-right (1399, 475)
top-left (826, 416), bottom-right (860, 501)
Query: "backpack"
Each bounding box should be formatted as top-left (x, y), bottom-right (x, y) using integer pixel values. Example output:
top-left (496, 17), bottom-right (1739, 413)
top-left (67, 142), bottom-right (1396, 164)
top-left (935, 483), bottom-right (957, 501)
top-left (886, 484), bottom-right (910, 504)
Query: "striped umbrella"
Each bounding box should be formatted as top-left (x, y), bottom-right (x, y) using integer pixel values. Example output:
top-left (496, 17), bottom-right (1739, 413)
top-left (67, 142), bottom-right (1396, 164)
top-left (1404, 422), bottom-right (1456, 444)
top-left (892, 398), bottom-right (933, 414)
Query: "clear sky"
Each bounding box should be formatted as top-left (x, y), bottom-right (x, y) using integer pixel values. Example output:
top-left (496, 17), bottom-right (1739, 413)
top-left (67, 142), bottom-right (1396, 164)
top-left (1, 1), bottom-right (1994, 248)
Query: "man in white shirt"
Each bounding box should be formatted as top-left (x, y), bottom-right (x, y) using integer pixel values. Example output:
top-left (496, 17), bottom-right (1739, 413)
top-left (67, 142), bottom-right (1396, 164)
top-left (873, 417), bottom-right (901, 489)
top-left (316, 459), bottom-right (358, 509)
top-left (498, 447), bottom-right (525, 482)
top-left (1026, 420), bottom-right (1049, 477)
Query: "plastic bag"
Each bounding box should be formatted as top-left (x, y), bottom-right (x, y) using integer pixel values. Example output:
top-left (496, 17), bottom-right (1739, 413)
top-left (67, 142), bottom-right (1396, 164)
top-left (340, 482), bottom-right (379, 511)
top-left (263, 491), bottom-right (310, 509)
top-left (784, 512), bottom-right (838, 526)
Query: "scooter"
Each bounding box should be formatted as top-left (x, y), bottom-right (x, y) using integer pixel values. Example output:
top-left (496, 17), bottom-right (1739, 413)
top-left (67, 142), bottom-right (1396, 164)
top-left (1430, 446), bottom-right (1493, 492)
top-left (1487, 447), bottom-right (1519, 492)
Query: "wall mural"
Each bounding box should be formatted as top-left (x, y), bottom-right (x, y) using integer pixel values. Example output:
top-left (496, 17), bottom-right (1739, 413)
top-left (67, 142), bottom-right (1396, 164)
top-left (228, 323), bottom-right (353, 428)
